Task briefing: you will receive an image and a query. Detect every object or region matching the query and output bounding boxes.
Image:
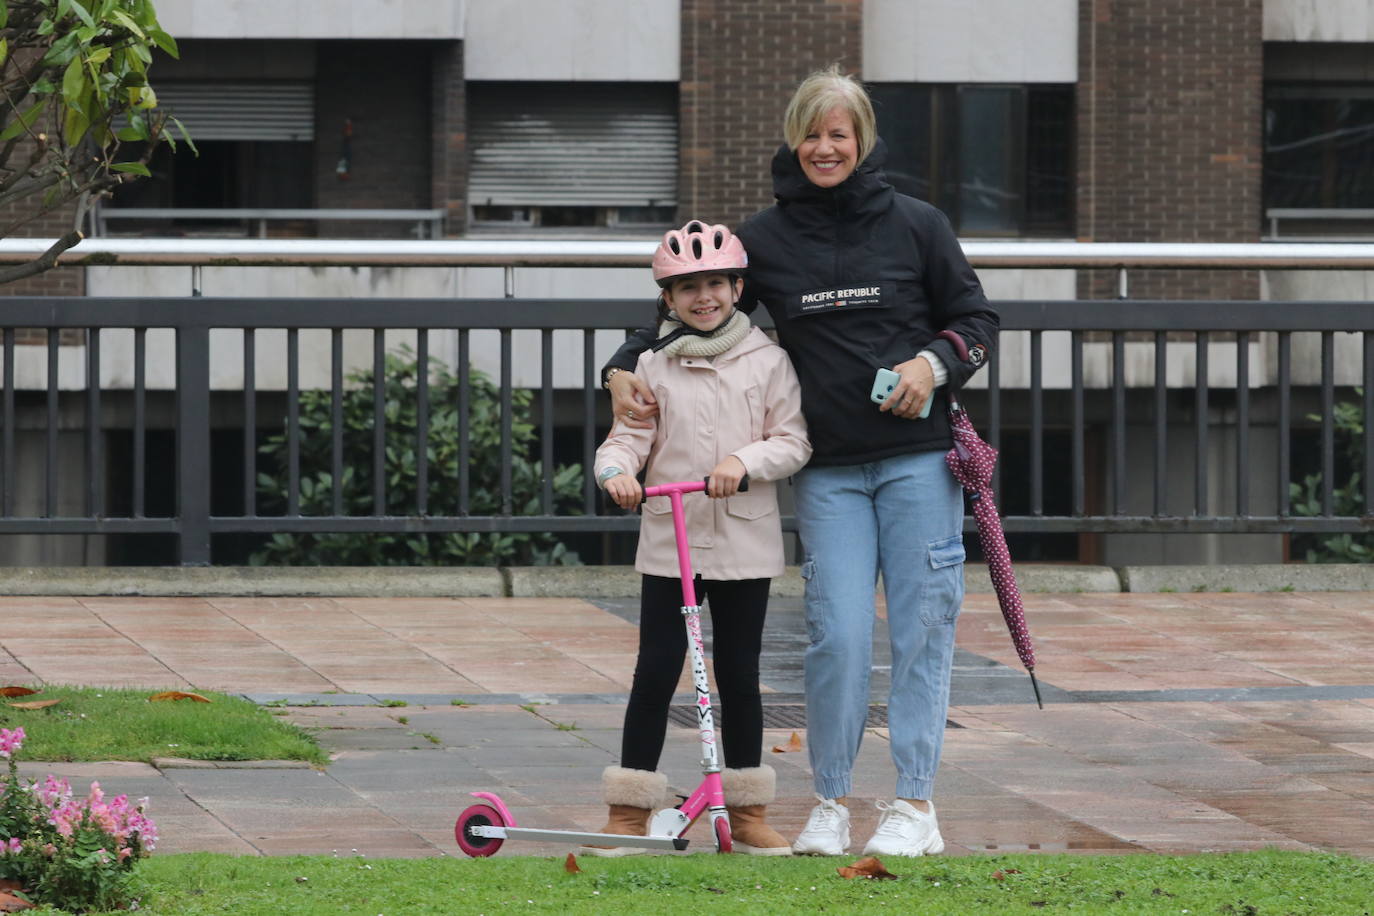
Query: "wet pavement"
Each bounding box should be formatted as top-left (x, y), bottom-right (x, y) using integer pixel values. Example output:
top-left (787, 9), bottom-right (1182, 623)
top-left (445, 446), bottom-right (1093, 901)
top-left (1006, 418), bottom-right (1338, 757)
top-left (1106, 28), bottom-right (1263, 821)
top-left (4, 589), bottom-right (1374, 859)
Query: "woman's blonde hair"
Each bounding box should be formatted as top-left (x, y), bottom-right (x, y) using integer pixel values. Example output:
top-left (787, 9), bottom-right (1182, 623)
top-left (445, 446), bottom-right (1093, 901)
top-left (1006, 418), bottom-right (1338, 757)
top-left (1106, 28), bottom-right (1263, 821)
top-left (782, 64), bottom-right (877, 165)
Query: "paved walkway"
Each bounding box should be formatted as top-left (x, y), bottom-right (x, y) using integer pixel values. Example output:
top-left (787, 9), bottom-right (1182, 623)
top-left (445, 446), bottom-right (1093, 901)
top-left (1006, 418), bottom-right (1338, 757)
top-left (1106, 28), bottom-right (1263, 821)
top-left (3, 590), bottom-right (1374, 859)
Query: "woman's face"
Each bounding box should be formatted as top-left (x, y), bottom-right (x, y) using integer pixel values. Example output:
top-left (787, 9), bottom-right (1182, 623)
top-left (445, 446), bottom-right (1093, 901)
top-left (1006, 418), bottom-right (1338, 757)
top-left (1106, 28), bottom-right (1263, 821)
top-left (797, 106), bottom-right (859, 189)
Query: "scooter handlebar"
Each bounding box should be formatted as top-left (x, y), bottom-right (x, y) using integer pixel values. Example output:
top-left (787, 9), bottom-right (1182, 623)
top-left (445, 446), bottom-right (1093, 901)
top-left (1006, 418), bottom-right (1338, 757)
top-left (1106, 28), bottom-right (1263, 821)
top-left (643, 474), bottom-right (749, 498)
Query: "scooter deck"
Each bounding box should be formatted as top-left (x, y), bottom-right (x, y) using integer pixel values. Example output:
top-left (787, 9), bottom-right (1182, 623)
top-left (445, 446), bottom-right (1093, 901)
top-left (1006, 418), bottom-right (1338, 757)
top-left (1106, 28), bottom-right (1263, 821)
top-left (469, 825), bottom-right (690, 851)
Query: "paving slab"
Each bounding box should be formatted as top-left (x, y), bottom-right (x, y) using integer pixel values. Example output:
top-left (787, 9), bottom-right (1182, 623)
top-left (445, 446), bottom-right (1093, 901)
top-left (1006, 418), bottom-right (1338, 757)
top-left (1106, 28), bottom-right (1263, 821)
top-left (3, 590), bottom-right (1374, 859)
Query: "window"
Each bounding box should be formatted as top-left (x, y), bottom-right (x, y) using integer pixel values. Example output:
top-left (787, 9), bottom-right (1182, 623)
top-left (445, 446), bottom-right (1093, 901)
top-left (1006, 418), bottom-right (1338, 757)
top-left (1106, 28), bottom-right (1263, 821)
top-left (869, 84), bottom-right (1075, 237)
top-left (467, 82), bottom-right (678, 231)
top-left (1264, 85), bottom-right (1374, 210)
top-left (104, 81), bottom-right (315, 234)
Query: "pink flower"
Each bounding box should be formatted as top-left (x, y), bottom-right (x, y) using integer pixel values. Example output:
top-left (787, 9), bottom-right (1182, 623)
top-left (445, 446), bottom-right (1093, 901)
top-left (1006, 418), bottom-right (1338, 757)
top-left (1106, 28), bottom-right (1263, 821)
top-left (2, 838), bottom-right (21, 855)
top-left (35, 774), bottom-right (72, 808)
top-left (0, 726), bottom-right (24, 759)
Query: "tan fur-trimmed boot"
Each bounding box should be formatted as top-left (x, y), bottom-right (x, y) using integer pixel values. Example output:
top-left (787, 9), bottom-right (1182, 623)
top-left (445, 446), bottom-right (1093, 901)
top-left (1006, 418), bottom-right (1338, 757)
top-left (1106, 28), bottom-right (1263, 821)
top-left (580, 766), bottom-right (669, 858)
top-left (723, 765), bottom-right (793, 856)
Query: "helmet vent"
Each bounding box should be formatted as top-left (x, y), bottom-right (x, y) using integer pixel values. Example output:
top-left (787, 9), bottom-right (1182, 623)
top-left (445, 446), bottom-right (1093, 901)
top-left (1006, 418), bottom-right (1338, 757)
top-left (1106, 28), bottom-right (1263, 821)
top-left (668, 236), bottom-right (681, 255)
top-left (686, 221), bottom-right (703, 234)
top-left (713, 230), bottom-right (724, 249)
top-left (691, 237), bottom-right (702, 259)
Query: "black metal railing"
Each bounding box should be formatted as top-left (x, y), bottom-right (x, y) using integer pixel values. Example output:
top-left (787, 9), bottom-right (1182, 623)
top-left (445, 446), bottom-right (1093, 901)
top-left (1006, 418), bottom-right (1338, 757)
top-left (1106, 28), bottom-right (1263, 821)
top-left (2, 296), bottom-right (1372, 564)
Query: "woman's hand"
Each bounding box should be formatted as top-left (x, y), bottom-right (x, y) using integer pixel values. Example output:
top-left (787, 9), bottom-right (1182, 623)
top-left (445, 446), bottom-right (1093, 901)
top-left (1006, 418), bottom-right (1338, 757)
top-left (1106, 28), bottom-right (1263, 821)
top-left (604, 473), bottom-right (644, 510)
top-left (706, 456), bottom-right (748, 498)
top-left (880, 355), bottom-right (935, 420)
top-left (609, 370), bottom-right (658, 429)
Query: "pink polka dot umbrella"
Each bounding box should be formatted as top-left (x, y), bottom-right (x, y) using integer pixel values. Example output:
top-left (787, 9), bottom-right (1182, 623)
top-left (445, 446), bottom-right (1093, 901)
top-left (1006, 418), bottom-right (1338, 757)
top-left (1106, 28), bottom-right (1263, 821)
top-left (945, 396), bottom-right (1043, 708)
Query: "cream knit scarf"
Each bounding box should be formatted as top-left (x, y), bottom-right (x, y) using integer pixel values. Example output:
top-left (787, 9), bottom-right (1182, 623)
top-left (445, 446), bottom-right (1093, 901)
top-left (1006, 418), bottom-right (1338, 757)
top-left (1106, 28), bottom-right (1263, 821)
top-left (655, 308), bottom-right (751, 358)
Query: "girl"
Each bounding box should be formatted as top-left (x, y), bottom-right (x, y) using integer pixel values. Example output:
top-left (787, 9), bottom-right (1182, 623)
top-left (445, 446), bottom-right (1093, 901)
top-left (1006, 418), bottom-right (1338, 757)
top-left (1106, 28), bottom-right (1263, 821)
top-left (587, 221), bottom-right (811, 856)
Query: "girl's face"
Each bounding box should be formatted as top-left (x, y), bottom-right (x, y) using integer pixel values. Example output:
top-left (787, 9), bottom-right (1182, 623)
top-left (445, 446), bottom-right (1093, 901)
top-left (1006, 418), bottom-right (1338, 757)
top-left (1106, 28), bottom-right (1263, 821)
top-left (665, 273), bottom-right (742, 333)
top-left (797, 106), bottom-right (859, 189)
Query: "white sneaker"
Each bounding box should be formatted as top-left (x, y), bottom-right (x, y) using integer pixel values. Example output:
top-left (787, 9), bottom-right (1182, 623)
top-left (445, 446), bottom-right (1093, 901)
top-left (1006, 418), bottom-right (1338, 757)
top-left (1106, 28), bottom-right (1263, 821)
top-left (861, 799), bottom-right (945, 857)
top-left (791, 796), bottom-right (850, 856)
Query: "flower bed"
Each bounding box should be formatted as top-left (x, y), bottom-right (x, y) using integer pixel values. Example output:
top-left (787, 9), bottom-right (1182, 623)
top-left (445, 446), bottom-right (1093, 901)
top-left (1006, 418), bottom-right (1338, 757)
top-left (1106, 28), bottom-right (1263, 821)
top-left (0, 726), bottom-right (157, 912)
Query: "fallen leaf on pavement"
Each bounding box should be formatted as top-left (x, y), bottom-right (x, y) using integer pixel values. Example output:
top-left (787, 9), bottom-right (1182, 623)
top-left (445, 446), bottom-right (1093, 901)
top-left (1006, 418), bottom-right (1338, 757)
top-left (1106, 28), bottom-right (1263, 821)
top-left (148, 691), bottom-right (211, 703)
top-left (6, 699), bottom-right (59, 710)
top-left (0, 889), bottom-right (34, 912)
top-left (0, 687), bottom-right (37, 698)
top-left (837, 856), bottom-right (899, 880)
top-left (564, 853), bottom-right (580, 874)
top-left (771, 731), bottom-right (803, 753)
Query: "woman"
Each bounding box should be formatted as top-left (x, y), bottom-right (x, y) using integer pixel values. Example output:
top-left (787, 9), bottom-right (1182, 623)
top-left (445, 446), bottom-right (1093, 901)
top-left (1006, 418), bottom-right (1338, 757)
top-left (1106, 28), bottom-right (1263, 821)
top-left (602, 65), bottom-right (998, 857)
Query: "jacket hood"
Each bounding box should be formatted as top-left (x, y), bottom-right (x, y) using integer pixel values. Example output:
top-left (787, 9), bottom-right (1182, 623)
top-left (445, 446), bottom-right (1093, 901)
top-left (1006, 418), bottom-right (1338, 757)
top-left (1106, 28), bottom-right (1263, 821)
top-left (770, 136), bottom-right (893, 213)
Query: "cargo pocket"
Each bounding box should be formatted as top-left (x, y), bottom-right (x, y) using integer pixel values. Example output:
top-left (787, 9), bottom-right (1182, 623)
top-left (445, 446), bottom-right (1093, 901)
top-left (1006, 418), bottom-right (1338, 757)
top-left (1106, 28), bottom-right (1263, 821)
top-left (800, 558), bottom-right (825, 643)
top-left (918, 534), bottom-right (966, 626)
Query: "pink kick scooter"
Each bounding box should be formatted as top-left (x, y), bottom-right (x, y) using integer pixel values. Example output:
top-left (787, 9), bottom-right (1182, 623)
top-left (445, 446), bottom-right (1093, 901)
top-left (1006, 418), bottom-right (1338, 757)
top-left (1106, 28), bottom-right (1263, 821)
top-left (455, 476), bottom-right (747, 857)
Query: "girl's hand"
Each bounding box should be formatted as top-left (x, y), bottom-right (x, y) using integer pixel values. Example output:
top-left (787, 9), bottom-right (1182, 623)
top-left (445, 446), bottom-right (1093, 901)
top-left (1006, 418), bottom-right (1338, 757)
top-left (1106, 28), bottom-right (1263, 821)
top-left (707, 456), bottom-right (748, 498)
top-left (880, 355), bottom-right (935, 420)
top-left (609, 371), bottom-right (658, 429)
top-left (604, 474), bottom-right (644, 510)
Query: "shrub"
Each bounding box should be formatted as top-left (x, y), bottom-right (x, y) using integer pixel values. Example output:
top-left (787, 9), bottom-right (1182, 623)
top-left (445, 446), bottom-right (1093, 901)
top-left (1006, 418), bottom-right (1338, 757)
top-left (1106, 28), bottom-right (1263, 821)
top-left (0, 727), bottom-right (157, 912)
top-left (1289, 393), bottom-right (1374, 563)
top-left (251, 346), bottom-right (583, 567)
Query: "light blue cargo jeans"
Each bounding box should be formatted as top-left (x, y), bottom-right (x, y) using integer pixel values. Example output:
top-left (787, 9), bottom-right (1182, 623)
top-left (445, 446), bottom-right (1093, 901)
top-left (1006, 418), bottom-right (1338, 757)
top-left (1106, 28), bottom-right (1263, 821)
top-left (793, 449), bottom-right (965, 802)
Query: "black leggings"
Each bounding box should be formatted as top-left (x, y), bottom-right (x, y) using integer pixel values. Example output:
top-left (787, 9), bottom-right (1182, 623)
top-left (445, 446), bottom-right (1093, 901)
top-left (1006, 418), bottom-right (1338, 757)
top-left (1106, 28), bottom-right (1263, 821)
top-left (620, 574), bottom-right (770, 772)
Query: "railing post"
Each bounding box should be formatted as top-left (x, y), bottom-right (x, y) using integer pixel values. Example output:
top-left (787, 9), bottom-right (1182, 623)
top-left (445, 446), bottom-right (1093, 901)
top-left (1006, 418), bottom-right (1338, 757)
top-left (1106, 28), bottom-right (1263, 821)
top-left (177, 325), bottom-right (212, 565)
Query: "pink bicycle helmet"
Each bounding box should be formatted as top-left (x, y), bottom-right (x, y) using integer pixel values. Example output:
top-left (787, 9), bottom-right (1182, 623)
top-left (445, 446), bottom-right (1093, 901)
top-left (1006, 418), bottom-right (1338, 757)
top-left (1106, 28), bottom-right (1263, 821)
top-left (652, 221), bottom-right (747, 287)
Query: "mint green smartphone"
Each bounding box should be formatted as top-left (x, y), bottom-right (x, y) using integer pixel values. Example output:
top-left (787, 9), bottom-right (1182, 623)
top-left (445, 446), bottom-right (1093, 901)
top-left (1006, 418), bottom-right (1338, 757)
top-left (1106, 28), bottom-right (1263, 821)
top-left (870, 368), bottom-right (932, 418)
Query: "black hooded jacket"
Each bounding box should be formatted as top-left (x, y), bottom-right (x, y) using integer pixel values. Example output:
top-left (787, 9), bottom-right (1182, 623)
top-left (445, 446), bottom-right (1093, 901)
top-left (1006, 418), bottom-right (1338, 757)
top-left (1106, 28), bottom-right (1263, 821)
top-left (607, 139), bottom-right (999, 466)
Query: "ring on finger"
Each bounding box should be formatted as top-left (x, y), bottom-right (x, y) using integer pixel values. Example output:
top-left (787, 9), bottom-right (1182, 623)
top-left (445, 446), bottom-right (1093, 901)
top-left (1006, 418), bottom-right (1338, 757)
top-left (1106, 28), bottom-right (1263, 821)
top-left (627, 409), bottom-right (636, 419)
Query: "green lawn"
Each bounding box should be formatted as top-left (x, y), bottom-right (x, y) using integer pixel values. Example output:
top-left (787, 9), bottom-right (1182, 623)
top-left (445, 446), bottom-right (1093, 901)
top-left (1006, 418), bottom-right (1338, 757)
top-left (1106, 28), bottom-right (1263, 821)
top-left (74, 849), bottom-right (1373, 915)
top-left (0, 685), bottom-right (326, 765)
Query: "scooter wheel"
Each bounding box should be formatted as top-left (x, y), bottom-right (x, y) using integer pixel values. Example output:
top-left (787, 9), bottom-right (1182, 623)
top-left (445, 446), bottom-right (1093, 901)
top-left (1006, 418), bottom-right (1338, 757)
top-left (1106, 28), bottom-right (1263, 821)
top-left (713, 816), bottom-right (732, 854)
top-left (455, 804), bottom-right (506, 857)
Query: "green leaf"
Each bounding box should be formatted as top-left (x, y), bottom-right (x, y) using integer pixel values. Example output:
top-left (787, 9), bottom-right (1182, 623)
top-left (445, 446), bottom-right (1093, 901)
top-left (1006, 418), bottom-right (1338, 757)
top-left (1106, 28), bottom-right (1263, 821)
top-left (110, 161), bottom-right (150, 176)
top-left (37, 17), bottom-right (56, 36)
top-left (0, 101), bottom-right (47, 141)
top-left (63, 107), bottom-right (90, 146)
top-left (62, 56), bottom-right (86, 108)
top-left (0, 38), bottom-right (7, 67)
top-left (149, 27), bottom-right (179, 58)
top-left (110, 8), bottom-right (146, 38)
top-left (69, 0), bottom-right (97, 28)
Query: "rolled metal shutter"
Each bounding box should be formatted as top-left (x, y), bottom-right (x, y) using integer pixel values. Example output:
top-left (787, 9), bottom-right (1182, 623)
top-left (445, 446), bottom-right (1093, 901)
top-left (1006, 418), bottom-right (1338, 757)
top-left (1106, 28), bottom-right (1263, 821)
top-left (154, 82), bottom-right (315, 142)
top-left (468, 83), bottom-right (677, 207)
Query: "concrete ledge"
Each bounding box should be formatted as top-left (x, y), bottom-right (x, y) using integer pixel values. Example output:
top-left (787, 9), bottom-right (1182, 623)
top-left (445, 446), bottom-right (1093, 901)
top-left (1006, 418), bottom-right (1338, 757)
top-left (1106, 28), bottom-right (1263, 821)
top-left (965, 564), bottom-right (1120, 593)
top-left (0, 564), bottom-right (1370, 597)
top-left (505, 565), bottom-right (642, 598)
top-left (1119, 563), bottom-right (1374, 593)
top-left (0, 566), bottom-right (506, 597)
top-left (507, 565), bottom-right (808, 598)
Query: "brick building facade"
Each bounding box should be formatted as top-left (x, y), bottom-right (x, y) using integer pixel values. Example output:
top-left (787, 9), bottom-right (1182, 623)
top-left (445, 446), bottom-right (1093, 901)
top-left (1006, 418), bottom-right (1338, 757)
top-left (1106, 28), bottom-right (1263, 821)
top-left (678, 0), bottom-right (862, 227)
top-left (4, 0), bottom-right (1306, 298)
top-left (1076, 0), bottom-right (1264, 300)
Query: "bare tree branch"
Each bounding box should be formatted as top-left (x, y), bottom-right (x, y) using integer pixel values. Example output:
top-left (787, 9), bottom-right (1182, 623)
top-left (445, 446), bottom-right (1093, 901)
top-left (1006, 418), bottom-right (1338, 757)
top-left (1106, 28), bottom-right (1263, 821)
top-left (0, 229), bottom-right (82, 285)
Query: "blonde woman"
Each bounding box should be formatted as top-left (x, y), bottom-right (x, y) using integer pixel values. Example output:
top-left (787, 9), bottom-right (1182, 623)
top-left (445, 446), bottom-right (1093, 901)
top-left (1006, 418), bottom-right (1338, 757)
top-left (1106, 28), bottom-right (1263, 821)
top-left (603, 65), bottom-right (998, 857)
